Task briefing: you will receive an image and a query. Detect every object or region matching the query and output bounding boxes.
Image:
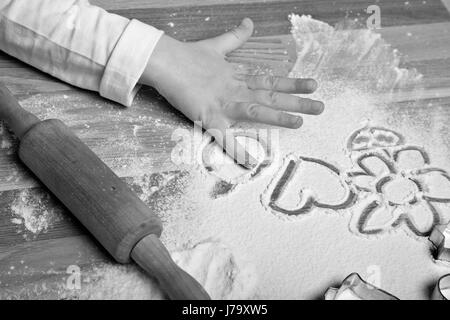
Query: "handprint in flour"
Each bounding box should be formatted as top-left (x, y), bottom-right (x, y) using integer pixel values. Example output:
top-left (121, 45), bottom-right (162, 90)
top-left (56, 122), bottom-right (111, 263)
top-left (202, 130), bottom-right (274, 198)
top-left (347, 126), bottom-right (450, 237)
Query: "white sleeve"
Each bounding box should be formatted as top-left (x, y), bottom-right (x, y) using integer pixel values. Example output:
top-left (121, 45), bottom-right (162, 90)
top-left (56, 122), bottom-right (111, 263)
top-left (0, 0), bottom-right (163, 106)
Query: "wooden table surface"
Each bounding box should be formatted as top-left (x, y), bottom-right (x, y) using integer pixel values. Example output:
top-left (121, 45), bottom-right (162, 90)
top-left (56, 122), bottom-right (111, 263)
top-left (1, 0), bottom-right (450, 299)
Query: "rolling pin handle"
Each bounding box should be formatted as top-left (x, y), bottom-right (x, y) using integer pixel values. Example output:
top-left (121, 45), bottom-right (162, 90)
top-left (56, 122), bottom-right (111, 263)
top-left (131, 234), bottom-right (211, 300)
top-left (0, 84), bottom-right (40, 139)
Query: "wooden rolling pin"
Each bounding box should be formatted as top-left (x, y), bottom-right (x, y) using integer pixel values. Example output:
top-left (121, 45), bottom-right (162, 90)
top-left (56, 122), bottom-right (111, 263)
top-left (0, 84), bottom-right (210, 300)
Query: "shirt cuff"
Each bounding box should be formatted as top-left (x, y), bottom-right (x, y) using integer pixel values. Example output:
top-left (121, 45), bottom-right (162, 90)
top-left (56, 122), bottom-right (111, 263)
top-left (99, 19), bottom-right (164, 107)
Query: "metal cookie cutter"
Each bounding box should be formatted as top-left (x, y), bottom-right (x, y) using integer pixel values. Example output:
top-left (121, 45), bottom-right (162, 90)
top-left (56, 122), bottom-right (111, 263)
top-left (429, 222), bottom-right (450, 264)
top-left (325, 273), bottom-right (399, 300)
top-left (432, 274), bottom-right (450, 300)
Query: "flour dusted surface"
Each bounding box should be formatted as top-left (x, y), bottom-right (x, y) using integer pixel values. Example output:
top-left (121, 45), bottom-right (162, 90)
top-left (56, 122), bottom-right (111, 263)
top-left (4, 15), bottom-right (450, 300)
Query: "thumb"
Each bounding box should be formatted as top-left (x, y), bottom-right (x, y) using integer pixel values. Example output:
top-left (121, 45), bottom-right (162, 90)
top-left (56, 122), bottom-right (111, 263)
top-left (206, 119), bottom-right (258, 169)
top-left (203, 18), bottom-right (254, 55)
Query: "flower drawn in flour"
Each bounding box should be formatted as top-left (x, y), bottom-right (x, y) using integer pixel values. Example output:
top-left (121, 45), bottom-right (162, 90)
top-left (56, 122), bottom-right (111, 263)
top-left (347, 125), bottom-right (405, 152)
top-left (347, 127), bottom-right (450, 237)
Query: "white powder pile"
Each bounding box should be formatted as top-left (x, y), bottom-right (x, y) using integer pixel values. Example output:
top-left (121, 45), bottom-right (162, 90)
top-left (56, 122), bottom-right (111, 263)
top-left (10, 189), bottom-right (64, 237)
top-left (61, 240), bottom-right (256, 300)
top-left (0, 123), bottom-right (14, 150)
top-left (289, 14), bottom-right (422, 95)
top-left (172, 240), bottom-right (258, 299)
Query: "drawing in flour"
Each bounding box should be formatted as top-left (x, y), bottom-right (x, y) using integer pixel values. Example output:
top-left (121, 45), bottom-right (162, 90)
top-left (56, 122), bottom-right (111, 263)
top-left (200, 123), bottom-right (450, 238)
top-left (261, 154), bottom-right (356, 217)
top-left (202, 131), bottom-right (273, 198)
top-left (346, 126), bottom-right (405, 152)
top-left (255, 125), bottom-right (450, 238)
top-left (347, 126), bottom-right (450, 237)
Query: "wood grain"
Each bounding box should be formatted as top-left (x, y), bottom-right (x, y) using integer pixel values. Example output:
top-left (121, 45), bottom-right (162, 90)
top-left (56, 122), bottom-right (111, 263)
top-left (111, 0), bottom-right (450, 41)
top-left (0, 171), bottom-right (188, 247)
top-left (92, 0), bottom-right (295, 10)
top-left (0, 235), bottom-right (110, 299)
top-left (0, 88), bottom-right (185, 192)
top-left (18, 119), bottom-right (163, 263)
top-left (0, 86), bottom-right (206, 298)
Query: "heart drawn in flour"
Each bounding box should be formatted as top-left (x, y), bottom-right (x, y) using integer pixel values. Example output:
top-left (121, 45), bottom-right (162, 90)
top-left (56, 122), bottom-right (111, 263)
top-left (261, 154), bottom-right (356, 217)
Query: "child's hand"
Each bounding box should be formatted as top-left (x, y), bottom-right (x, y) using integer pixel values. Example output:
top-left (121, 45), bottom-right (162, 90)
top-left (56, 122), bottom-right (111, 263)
top-left (140, 18), bottom-right (324, 167)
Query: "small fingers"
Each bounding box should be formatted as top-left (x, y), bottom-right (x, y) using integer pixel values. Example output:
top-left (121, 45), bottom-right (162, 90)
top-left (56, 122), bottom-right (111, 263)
top-left (251, 90), bottom-right (324, 115)
top-left (231, 102), bottom-right (303, 129)
top-left (246, 75), bottom-right (318, 94)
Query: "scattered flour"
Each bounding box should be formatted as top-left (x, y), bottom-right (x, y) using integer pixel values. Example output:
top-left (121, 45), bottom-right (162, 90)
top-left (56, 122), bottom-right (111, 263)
top-left (0, 122), bottom-right (14, 151)
top-left (289, 14), bottom-right (422, 94)
top-left (10, 189), bottom-right (64, 236)
top-left (61, 241), bottom-right (256, 300)
top-left (172, 241), bottom-right (258, 299)
top-left (63, 264), bottom-right (165, 300)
